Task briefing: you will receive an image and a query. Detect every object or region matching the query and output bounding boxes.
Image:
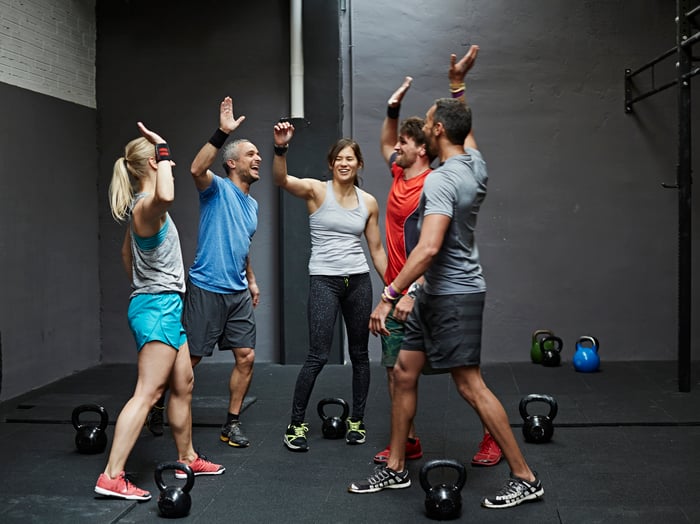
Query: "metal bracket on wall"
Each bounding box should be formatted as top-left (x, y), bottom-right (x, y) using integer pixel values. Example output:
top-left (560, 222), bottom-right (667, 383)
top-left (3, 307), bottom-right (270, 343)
top-left (624, 0), bottom-right (699, 393)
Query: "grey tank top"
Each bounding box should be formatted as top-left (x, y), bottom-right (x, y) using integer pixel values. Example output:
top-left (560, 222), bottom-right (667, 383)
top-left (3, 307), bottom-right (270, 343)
top-left (129, 193), bottom-right (186, 297)
top-left (308, 181), bottom-right (370, 276)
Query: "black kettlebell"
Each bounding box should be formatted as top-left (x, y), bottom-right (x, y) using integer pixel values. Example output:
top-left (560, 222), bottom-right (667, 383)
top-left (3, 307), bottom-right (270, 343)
top-left (419, 459), bottom-right (466, 520)
top-left (317, 397), bottom-right (349, 439)
top-left (540, 335), bottom-right (563, 367)
top-left (519, 393), bottom-right (558, 443)
top-left (155, 462), bottom-right (194, 518)
top-left (72, 404), bottom-right (109, 454)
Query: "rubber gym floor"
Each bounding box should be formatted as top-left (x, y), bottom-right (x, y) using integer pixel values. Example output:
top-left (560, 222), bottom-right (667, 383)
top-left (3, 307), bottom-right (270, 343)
top-left (1, 360), bottom-right (699, 523)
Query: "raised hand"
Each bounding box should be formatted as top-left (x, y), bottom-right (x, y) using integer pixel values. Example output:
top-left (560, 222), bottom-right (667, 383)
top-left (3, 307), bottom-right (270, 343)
top-left (388, 76), bottom-right (413, 107)
top-left (220, 96), bottom-right (246, 134)
top-left (449, 44), bottom-right (479, 84)
top-left (273, 120), bottom-right (295, 146)
top-left (137, 121), bottom-right (166, 144)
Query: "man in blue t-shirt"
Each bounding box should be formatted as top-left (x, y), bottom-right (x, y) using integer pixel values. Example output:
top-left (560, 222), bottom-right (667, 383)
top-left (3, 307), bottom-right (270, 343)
top-left (184, 96), bottom-right (260, 449)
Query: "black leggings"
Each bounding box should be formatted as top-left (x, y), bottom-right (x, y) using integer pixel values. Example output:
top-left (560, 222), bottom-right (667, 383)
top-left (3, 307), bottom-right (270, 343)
top-left (291, 273), bottom-right (372, 423)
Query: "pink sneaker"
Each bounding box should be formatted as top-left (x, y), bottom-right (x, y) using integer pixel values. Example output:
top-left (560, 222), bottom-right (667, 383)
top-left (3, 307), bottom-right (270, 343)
top-left (373, 437), bottom-right (423, 464)
top-left (94, 471), bottom-right (151, 501)
top-left (471, 433), bottom-right (503, 467)
top-left (175, 453), bottom-right (225, 479)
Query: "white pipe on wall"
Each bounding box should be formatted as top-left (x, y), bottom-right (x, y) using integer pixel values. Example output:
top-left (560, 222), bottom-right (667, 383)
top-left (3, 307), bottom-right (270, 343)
top-left (290, 0), bottom-right (304, 118)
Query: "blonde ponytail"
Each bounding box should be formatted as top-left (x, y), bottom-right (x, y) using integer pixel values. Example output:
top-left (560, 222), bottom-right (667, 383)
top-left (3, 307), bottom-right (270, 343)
top-left (108, 137), bottom-right (153, 222)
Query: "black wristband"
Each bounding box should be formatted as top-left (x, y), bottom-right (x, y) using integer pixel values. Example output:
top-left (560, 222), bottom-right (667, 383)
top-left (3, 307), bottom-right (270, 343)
top-left (155, 143), bottom-right (172, 162)
top-left (274, 144), bottom-right (289, 156)
top-left (208, 128), bottom-right (229, 149)
top-left (387, 105), bottom-right (400, 119)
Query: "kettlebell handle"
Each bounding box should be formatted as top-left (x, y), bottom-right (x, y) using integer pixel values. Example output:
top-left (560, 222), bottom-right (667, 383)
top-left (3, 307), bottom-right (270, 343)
top-left (316, 397), bottom-right (349, 421)
top-left (419, 458), bottom-right (467, 492)
top-left (71, 404), bottom-right (109, 431)
top-left (155, 462), bottom-right (195, 494)
top-left (531, 329), bottom-right (554, 343)
top-left (539, 335), bottom-right (563, 354)
top-left (577, 336), bottom-right (599, 352)
top-left (519, 393), bottom-right (558, 421)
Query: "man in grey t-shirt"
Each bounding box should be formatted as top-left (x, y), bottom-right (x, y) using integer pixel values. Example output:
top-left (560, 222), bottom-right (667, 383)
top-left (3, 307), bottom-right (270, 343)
top-left (349, 48), bottom-right (544, 510)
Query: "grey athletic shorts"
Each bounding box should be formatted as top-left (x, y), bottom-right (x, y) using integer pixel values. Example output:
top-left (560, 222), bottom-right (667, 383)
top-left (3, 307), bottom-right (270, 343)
top-left (183, 280), bottom-right (256, 357)
top-left (402, 291), bottom-right (485, 369)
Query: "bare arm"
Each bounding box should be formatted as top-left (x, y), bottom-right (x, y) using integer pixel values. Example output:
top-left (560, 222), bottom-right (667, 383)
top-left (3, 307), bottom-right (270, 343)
top-left (191, 97), bottom-right (246, 192)
top-left (120, 227), bottom-right (132, 280)
top-left (246, 256), bottom-right (260, 308)
top-left (380, 76), bottom-right (413, 165)
top-left (272, 121), bottom-right (323, 202)
top-left (362, 193), bottom-right (388, 282)
top-left (449, 45), bottom-right (480, 151)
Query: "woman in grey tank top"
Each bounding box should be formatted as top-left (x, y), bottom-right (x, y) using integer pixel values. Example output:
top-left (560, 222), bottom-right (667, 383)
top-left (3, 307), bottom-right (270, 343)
top-left (273, 122), bottom-right (387, 452)
top-left (95, 123), bottom-right (223, 501)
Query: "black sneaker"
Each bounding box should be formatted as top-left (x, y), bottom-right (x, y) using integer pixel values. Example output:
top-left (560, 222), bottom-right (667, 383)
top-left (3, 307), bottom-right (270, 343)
top-left (145, 406), bottom-right (164, 437)
top-left (481, 472), bottom-right (544, 509)
top-left (348, 465), bottom-right (411, 493)
top-left (345, 418), bottom-right (366, 445)
top-left (283, 423), bottom-right (309, 451)
top-left (220, 420), bottom-right (250, 448)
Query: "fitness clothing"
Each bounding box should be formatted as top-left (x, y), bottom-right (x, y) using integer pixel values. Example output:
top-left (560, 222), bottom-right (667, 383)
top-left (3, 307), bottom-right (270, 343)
top-left (188, 175), bottom-right (258, 294)
top-left (291, 273), bottom-right (372, 423)
top-left (129, 193), bottom-right (185, 297)
top-left (184, 279), bottom-right (256, 356)
top-left (308, 181), bottom-right (369, 276)
top-left (290, 182), bottom-right (373, 424)
top-left (126, 193), bottom-right (186, 352)
top-left (384, 155), bottom-right (431, 284)
top-left (419, 148), bottom-right (487, 295)
top-left (184, 174), bottom-right (258, 353)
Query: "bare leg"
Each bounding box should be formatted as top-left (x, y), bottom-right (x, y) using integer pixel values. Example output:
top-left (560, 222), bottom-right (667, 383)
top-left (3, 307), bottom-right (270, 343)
top-left (228, 347), bottom-right (254, 414)
top-left (386, 366), bottom-right (417, 439)
top-left (168, 341), bottom-right (196, 464)
top-left (103, 342), bottom-right (175, 478)
top-left (451, 365), bottom-right (534, 482)
top-left (386, 350), bottom-right (425, 472)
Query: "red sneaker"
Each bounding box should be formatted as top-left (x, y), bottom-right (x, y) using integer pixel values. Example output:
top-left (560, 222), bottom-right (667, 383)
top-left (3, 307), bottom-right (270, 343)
top-left (94, 472), bottom-right (151, 501)
top-left (175, 453), bottom-right (225, 479)
top-left (471, 433), bottom-right (503, 467)
top-left (373, 437), bottom-right (423, 464)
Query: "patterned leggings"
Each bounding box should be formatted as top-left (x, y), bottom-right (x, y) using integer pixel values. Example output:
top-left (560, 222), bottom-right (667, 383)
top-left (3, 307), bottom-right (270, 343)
top-left (290, 273), bottom-right (372, 423)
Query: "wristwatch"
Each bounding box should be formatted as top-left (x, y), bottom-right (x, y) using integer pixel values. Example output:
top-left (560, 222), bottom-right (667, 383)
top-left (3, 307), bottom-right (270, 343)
top-left (407, 281), bottom-right (422, 299)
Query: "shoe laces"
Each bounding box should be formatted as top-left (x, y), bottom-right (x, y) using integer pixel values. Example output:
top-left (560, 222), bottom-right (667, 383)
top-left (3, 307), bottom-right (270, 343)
top-left (496, 478), bottom-right (528, 499)
top-left (480, 434), bottom-right (498, 453)
top-left (347, 419), bottom-right (364, 432)
top-left (291, 423), bottom-right (308, 437)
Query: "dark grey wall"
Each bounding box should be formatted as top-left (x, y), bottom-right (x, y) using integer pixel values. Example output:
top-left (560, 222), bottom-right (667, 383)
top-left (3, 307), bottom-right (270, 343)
top-left (96, 0), bottom-right (341, 364)
top-left (346, 0), bottom-right (700, 363)
top-left (0, 82), bottom-right (100, 401)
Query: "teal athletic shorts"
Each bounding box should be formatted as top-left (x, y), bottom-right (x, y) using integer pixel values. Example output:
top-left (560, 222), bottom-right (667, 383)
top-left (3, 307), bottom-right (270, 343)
top-left (380, 308), bottom-right (404, 368)
top-left (127, 293), bottom-right (186, 352)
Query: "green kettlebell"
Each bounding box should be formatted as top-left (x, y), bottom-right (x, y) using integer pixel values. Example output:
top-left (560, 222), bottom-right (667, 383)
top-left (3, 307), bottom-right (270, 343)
top-left (531, 330), bottom-right (555, 364)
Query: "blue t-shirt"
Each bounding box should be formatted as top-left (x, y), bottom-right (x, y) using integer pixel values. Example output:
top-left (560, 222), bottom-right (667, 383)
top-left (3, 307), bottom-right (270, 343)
top-left (419, 148), bottom-right (488, 295)
top-left (188, 175), bottom-right (258, 293)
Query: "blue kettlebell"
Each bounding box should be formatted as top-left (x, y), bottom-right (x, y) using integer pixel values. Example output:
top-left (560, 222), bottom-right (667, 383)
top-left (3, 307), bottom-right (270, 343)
top-left (573, 336), bottom-right (600, 373)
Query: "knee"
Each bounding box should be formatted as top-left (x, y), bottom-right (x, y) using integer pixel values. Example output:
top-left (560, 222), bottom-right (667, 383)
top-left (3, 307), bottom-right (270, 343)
top-left (392, 363), bottom-right (418, 392)
top-left (235, 348), bottom-right (255, 371)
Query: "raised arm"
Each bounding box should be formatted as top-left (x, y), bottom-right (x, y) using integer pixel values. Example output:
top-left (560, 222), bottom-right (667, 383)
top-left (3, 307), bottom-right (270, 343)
top-left (380, 76), bottom-right (413, 165)
top-left (363, 193), bottom-right (388, 282)
top-left (191, 96), bottom-right (246, 191)
top-left (272, 121), bottom-right (322, 202)
top-left (131, 122), bottom-right (175, 234)
top-left (449, 45), bottom-right (480, 151)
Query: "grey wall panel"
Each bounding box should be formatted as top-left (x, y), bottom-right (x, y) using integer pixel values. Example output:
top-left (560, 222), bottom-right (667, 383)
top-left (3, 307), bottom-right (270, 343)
top-left (346, 0), bottom-right (699, 363)
top-left (0, 82), bottom-right (100, 401)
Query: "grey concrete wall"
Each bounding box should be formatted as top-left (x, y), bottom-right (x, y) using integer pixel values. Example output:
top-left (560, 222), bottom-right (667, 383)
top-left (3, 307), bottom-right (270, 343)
top-left (345, 0), bottom-right (699, 363)
top-left (0, 82), bottom-right (100, 401)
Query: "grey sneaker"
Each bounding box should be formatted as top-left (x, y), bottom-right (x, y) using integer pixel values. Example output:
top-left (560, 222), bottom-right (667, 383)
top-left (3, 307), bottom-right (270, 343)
top-left (345, 418), bottom-right (366, 445)
top-left (220, 420), bottom-right (250, 448)
top-left (348, 465), bottom-right (411, 493)
top-left (481, 472), bottom-right (544, 509)
top-left (283, 423), bottom-right (309, 451)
